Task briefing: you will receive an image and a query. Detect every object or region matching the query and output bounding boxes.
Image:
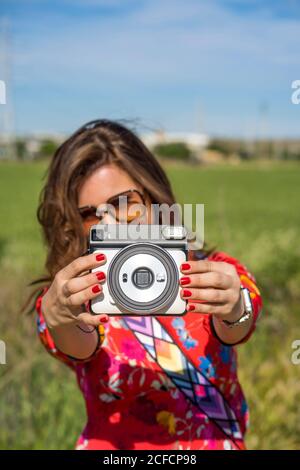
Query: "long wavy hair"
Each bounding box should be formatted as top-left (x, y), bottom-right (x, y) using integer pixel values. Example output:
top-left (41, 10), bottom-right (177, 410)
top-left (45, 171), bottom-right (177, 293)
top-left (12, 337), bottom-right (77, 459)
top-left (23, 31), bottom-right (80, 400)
top-left (25, 119), bottom-right (212, 312)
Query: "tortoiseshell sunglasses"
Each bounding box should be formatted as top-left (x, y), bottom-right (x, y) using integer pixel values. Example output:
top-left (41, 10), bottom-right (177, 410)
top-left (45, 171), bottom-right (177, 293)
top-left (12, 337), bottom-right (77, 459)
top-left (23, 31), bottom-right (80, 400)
top-left (78, 189), bottom-right (147, 229)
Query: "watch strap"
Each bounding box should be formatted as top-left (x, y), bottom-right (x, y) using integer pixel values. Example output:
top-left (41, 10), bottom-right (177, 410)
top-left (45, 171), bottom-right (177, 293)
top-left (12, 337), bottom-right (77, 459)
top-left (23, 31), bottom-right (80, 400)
top-left (222, 286), bottom-right (253, 328)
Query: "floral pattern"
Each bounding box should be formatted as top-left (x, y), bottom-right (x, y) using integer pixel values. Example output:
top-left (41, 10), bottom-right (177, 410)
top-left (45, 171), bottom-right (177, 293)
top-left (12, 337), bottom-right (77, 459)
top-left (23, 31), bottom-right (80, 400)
top-left (36, 251), bottom-right (262, 450)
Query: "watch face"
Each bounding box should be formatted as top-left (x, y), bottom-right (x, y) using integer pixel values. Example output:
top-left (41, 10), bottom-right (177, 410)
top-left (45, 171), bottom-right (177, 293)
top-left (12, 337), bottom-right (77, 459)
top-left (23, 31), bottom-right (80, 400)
top-left (241, 287), bottom-right (253, 313)
top-left (222, 287), bottom-right (253, 328)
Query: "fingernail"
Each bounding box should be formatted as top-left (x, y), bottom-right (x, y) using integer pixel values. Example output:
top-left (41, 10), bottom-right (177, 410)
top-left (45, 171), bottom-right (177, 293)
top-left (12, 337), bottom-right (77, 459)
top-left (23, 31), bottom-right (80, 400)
top-left (100, 316), bottom-right (108, 323)
top-left (96, 253), bottom-right (105, 262)
top-left (92, 284), bottom-right (101, 294)
top-left (187, 304), bottom-right (195, 311)
top-left (182, 289), bottom-right (192, 298)
top-left (181, 263), bottom-right (191, 271)
top-left (96, 271), bottom-right (106, 281)
top-left (180, 276), bottom-right (190, 286)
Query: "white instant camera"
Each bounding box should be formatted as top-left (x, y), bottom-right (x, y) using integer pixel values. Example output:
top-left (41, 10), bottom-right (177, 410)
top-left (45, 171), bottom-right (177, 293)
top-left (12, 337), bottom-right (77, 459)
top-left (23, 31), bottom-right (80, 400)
top-left (89, 224), bottom-right (188, 316)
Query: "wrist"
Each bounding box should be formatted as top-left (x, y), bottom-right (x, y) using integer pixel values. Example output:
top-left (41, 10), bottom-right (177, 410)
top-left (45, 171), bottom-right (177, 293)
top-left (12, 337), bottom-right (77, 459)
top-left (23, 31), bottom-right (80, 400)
top-left (214, 291), bottom-right (244, 324)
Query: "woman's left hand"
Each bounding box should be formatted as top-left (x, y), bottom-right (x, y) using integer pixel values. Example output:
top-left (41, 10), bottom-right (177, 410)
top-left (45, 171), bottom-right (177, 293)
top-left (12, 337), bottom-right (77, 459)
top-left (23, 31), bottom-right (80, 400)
top-left (180, 260), bottom-right (244, 322)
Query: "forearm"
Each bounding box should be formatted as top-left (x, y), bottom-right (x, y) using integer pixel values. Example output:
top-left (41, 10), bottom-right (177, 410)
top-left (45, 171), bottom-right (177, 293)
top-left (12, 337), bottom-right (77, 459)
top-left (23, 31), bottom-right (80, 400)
top-left (49, 321), bottom-right (99, 360)
top-left (212, 314), bottom-right (253, 345)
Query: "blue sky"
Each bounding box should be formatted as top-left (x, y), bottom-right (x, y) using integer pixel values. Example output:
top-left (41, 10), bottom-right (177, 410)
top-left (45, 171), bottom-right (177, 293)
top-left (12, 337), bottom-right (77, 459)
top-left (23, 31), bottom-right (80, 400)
top-left (1, 0), bottom-right (300, 137)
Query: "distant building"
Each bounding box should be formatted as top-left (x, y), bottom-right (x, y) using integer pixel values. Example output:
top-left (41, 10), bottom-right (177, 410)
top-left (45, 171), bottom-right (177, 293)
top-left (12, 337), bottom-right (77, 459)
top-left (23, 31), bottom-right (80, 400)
top-left (0, 133), bottom-right (65, 159)
top-left (141, 130), bottom-right (209, 161)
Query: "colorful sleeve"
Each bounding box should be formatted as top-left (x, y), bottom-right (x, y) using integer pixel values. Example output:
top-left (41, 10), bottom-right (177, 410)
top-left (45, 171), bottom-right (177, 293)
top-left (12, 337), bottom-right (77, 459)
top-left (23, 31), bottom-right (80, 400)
top-left (36, 288), bottom-right (105, 368)
top-left (208, 251), bottom-right (263, 345)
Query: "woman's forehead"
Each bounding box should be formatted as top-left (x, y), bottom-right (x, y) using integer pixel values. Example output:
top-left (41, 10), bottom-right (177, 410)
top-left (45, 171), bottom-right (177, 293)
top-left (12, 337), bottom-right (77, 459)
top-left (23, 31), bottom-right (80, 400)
top-left (78, 164), bottom-right (140, 206)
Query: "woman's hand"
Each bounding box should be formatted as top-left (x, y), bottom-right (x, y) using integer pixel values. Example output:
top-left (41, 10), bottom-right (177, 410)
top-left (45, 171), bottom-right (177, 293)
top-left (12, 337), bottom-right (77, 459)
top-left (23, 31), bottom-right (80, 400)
top-left (42, 252), bottom-right (108, 329)
top-left (179, 260), bottom-right (244, 322)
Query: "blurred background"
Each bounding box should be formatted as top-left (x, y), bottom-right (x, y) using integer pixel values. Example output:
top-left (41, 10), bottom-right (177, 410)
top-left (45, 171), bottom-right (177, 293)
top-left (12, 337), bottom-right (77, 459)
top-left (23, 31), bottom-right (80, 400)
top-left (0, 0), bottom-right (299, 449)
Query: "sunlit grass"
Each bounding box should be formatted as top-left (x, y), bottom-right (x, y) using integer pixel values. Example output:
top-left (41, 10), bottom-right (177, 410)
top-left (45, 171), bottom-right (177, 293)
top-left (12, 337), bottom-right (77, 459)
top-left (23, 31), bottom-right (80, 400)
top-left (0, 160), bottom-right (299, 449)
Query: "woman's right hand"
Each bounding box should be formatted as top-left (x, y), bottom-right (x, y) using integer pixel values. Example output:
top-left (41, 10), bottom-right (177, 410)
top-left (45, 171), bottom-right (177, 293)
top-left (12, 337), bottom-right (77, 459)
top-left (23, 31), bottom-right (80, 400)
top-left (41, 252), bottom-right (108, 329)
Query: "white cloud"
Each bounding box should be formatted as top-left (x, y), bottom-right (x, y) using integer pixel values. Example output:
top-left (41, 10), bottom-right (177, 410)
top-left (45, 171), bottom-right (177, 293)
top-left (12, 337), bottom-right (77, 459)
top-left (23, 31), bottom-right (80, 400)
top-left (12, 0), bottom-right (300, 86)
top-left (4, 0), bottom-right (300, 135)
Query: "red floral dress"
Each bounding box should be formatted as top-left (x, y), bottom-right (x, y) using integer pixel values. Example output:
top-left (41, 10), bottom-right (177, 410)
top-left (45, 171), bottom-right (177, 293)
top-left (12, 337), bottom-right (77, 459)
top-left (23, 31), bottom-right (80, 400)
top-left (36, 251), bottom-right (262, 450)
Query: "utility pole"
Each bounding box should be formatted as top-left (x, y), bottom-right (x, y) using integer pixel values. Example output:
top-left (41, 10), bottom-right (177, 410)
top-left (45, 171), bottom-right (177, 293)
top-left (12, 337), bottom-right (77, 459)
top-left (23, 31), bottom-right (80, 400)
top-left (0, 17), bottom-right (15, 159)
top-left (257, 101), bottom-right (269, 159)
top-left (195, 100), bottom-right (204, 163)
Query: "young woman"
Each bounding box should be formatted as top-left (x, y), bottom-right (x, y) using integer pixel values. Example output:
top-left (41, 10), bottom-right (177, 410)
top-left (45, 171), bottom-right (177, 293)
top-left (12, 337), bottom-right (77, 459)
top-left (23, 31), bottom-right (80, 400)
top-left (34, 119), bottom-right (262, 450)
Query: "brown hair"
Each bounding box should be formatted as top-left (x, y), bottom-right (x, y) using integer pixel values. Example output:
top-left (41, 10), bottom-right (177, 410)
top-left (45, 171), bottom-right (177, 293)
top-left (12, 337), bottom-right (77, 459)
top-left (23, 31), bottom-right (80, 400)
top-left (25, 119), bottom-right (212, 312)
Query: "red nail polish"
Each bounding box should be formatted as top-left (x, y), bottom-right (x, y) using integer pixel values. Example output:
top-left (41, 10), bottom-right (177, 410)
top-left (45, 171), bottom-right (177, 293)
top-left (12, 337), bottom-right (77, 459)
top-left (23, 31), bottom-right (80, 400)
top-left (182, 289), bottom-right (192, 297)
top-left (96, 271), bottom-right (105, 281)
top-left (100, 316), bottom-right (108, 323)
top-left (181, 263), bottom-right (191, 271)
top-left (96, 253), bottom-right (105, 261)
top-left (92, 285), bottom-right (101, 294)
top-left (180, 276), bottom-right (190, 286)
top-left (187, 304), bottom-right (195, 311)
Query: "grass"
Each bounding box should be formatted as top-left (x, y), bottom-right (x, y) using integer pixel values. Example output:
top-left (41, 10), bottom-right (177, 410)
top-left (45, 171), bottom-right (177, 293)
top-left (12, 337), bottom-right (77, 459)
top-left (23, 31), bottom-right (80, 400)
top-left (0, 160), bottom-right (299, 449)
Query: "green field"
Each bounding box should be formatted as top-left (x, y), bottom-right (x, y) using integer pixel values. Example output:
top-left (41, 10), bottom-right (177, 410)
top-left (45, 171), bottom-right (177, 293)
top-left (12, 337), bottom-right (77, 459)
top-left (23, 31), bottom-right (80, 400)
top-left (0, 160), bottom-right (299, 449)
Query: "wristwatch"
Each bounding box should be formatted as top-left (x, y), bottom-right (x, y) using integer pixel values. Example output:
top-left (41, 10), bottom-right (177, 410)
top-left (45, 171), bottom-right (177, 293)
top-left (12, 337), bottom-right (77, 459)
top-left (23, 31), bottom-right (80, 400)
top-left (222, 286), bottom-right (253, 328)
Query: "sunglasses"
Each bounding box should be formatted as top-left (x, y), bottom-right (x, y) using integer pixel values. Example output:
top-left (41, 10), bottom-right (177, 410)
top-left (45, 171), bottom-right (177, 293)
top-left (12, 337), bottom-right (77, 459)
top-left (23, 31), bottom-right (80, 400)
top-left (78, 189), bottom-right (147, 228)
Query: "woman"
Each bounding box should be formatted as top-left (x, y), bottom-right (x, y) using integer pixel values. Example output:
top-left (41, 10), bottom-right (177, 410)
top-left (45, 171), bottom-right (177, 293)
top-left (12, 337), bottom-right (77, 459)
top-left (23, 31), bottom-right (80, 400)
top-left (34, 119), bottom-right (262, 450)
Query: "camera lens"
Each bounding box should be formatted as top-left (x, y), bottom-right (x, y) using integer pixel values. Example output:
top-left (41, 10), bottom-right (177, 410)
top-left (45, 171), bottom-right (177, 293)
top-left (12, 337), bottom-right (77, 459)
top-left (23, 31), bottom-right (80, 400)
top-left (108, 243), bottom-right (179, 314)
top-left (132, 267), bottom-right (154, 289)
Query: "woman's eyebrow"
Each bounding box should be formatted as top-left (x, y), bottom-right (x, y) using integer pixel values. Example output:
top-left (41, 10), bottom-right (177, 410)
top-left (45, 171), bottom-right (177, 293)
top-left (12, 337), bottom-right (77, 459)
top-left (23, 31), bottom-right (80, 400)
top-left (78, 204), bottom-right (97, 210)
top-left (78, 190), bottom-right (142, 209)
top-left (106, 190), bottom-right (134, 203)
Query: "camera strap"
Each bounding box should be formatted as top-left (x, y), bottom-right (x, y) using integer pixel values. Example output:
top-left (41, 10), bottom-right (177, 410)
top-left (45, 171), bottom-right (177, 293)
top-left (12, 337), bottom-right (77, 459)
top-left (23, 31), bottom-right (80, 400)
top-left (122, 315), bottom-right (242, 448)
